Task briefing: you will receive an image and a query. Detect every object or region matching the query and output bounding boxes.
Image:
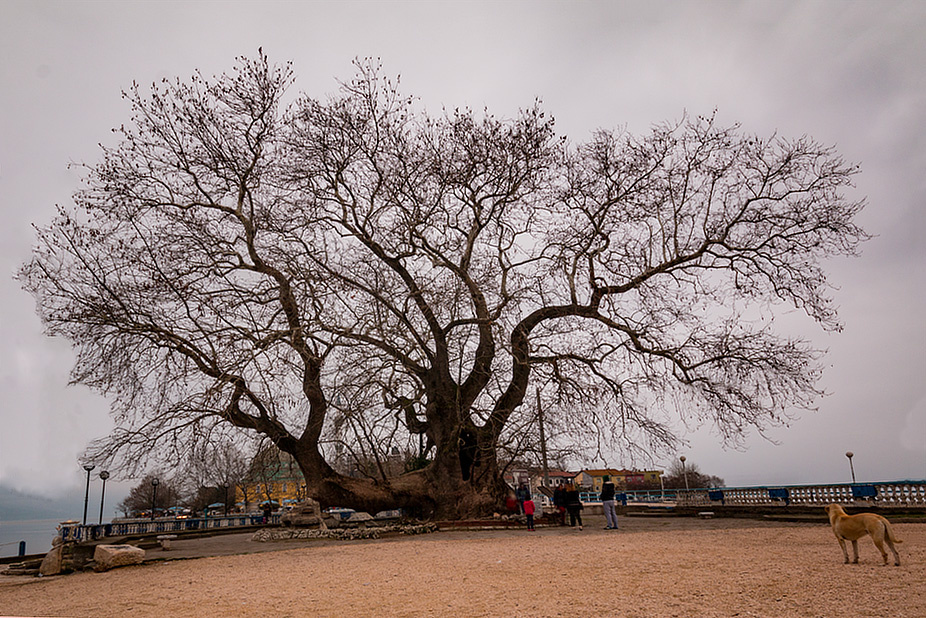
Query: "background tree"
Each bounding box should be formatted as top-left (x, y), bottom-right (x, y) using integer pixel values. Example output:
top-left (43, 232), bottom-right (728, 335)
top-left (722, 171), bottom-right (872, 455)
top-left (185, 438), bottom-right (251, 513)
top-left (662, 459), bottom-right (726, 490)
top-left (21, 53), bottom-right (868, 518)
top-left (116, 474), bottom-right (182, 517)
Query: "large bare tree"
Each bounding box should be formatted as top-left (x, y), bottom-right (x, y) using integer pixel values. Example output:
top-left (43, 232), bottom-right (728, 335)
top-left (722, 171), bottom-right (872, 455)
top-left (21, 53), bottom-right (868, 517)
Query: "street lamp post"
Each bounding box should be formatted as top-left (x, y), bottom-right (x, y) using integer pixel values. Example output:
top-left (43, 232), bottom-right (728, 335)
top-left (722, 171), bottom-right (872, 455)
top-left (150, 478), bottom-right (160, 521)
top-left (846, 451), bottom-right (856, 484)
top-left (81, 464), bottom-right (95, 525)
top-left (98, 471), bottom-right (110, 524)
top-left (680, 456), bottom-right (689, 491)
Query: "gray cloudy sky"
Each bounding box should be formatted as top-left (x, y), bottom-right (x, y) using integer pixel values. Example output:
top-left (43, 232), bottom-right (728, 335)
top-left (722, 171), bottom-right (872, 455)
top-left (1, 1), bottom-right (924, 503)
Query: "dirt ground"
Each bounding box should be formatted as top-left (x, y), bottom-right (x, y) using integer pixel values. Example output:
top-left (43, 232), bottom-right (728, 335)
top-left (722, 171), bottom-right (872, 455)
top-left (1, 514), bottom-right (923, 618)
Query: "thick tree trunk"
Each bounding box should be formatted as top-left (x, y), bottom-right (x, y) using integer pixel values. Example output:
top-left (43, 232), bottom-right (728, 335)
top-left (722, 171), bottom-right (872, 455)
top-left (290, 426), bottom-right (509, 520)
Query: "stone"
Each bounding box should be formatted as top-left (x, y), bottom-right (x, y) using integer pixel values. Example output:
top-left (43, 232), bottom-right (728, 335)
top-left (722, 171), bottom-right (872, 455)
top-left (38, 544), bottom-right (63, 576)
top-left (345, 512), bottom-right (373, 524)
top-left (156, 534), bottom-right (177, 550)
top-left (280, 498), bottom-right (333, 529)
top-left (93, 544), bottom-right (145, 572)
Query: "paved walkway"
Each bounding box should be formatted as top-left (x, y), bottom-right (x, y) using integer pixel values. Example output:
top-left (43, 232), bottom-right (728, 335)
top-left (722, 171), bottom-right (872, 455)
top-left (142, 531), bottom-right (300, 562)
top-left (140, 512), bottom-right (823, 563)
top-left (141, 518), bottom-right (605, 562)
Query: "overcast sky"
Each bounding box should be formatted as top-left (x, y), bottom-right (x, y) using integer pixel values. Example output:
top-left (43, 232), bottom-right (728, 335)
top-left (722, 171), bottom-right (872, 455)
top-left (1, 1), bottom-right (924, 508)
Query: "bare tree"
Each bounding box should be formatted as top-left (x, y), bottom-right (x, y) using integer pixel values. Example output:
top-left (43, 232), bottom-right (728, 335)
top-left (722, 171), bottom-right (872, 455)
top-left (116, 474), bottom-right (181, 517)
top-left (186, 437), bottom-right (251, 513)
top-left (662, 459), bottom-right (726, 490)
top-left (21, 53), bottom-right (868, 518)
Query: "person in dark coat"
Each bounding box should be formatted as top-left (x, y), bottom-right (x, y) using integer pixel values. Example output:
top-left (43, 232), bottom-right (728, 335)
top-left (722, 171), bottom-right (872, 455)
top-left (552, 484), bottom-right (567, 525)
top-left (600, 475), bottom-right (619, 530)
top-left (516, 483), bottom-right (530, 514)
top-left (564, 483), bottom-right (583, 530)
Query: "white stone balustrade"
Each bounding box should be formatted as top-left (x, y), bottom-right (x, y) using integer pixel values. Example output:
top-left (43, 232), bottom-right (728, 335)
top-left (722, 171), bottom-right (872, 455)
top-left (671, 481), bottom-right (926, 508)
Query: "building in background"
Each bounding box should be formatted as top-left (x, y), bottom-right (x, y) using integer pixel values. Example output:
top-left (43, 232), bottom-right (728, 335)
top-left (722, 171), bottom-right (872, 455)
top-left (236, 448), bottom-right (305, 510)
top-left (574, 468), bottom-right (664, 492)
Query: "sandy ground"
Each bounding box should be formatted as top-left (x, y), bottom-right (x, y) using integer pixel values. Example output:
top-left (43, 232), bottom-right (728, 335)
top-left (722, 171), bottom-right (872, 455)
top-left (1, 515), bottom-right (923, 618)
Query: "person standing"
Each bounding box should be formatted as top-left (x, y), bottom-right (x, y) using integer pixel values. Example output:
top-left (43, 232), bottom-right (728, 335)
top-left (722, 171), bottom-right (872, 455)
top-left (600, 475), bottom-right (619, 530)
top-left (262, 502), bottom-right (273, 524)
top-left (523, 496), bottom-right (536, 531)
top-left (552, 484), bottom-right (567, 525)
top-left (516, 483), bottom-right (530, 514)
top-left (564, 483), bottom-right (583, 530)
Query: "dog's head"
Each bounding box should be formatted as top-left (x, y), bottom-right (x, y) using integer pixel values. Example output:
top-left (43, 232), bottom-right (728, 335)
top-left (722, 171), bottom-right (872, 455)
top-left (825, 503), bottom-right (847, 518)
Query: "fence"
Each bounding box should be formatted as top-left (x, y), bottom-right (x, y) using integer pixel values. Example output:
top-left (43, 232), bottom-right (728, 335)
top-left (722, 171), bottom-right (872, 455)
top-left (579, 480), bottom-right (926, 508)
top-left (59, 513), bottom-right (281, 543)
top-left (673, 481), bottom-right (926, 508)
top-left (56, 480), bottom-right (926, 543)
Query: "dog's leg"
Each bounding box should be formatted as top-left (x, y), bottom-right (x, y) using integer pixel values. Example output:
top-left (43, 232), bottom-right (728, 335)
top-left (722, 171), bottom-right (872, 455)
top-left (870, 521), bottom-right (902, 566)
top-left (884, 522), bottom-right (902, 566)
top-left (850, 539), bottom-right (860, 564)
top-left (837, 537), bottom-right (850, 564)
top-left (884, 536), bottom-right (901, 566)
top-left (871, 534), bottom-right (890, 566)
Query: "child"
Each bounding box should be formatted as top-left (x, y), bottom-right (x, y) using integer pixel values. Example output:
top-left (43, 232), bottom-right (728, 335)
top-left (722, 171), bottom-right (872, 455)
top-left (523, 496), bottom-right (536, 531)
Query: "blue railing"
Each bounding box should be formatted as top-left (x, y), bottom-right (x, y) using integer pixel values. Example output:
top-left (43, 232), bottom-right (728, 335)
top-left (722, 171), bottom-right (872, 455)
top-left (674, 480), bottom-right (926, 508)
top-left (575, 480), bottom-right (926, 508)
top-left (59, 513), bottom-right (280, 543)
top-left (58, 480), bottom-right (926, 543)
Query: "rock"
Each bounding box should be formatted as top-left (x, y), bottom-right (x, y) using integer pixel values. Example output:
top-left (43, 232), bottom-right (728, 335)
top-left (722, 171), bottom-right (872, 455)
top-left (38, 544), bottom-right (64, 576)
top-left (280, 498), bottom-right (334, 529)
top-left (93, 544), bottom-right (145, 572)
top-left (3, 557), bottom-right (43, 577)
top-left (400, 523), bottom-right (439, 535)
top-left (251, 522), bottom-right (437, 543)
top-left (345, 512), bottom-right (374, 525)
top-left (374, 509), bottom-right (402, 522)
top-left (156, 534), bottom-right (177, 550)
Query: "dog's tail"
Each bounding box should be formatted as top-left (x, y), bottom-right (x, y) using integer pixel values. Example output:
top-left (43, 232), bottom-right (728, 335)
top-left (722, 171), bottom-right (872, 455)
top-left (885, 520), bottom-right (903, 544)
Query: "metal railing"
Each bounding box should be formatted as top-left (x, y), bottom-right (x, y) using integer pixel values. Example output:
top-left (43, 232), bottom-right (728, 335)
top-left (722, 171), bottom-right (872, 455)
top-left (672, 481), bottom-right (926, 508)
top-left (576, 480), bottom-right (926, 508)
top-left (56, 480), bottom-right (926, 543)
top-left (59, 513), bottom-right (280, 543)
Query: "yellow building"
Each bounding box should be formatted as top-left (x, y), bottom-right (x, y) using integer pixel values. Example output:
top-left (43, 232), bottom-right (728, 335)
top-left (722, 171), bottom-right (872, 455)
top-left (235, 449), bottom-right (306, 510)
top-left (574, 468), bottom-right (663, 491)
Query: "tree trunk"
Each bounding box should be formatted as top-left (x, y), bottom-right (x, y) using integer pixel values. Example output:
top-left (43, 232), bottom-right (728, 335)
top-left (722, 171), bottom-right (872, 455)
top-left (291, 423), bottom-right (510, 519)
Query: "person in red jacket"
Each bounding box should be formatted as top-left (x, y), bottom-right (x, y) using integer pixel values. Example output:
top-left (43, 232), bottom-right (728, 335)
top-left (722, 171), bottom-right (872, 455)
top-left (523, 496), bottom-right (536, 531)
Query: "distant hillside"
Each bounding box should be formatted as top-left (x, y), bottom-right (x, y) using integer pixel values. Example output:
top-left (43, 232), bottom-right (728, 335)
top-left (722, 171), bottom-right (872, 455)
top-left (0, 485), bottom-right (77, 521)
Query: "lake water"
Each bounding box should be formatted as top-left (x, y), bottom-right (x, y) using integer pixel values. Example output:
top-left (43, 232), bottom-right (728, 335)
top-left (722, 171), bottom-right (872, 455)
top-left (0, 519), bottom-right (64, 557)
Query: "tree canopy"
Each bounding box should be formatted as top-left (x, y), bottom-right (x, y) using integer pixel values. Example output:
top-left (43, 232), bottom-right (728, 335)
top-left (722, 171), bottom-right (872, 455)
top-left (21, 53), bottom-right (868, 517)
